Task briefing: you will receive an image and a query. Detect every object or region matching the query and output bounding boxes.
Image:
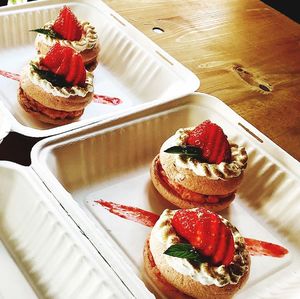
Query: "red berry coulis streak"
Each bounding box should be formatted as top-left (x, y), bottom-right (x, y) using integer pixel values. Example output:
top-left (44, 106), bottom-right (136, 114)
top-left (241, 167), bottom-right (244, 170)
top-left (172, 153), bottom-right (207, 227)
top-left (93, 94), bottom-right (122, 105)
top-left (94, 199), bottom-right (159, 227)
top-left (94, 199), bottom-right (288, 258)
top-left (0, 69), bottom-right (122, 105)
top-left (0, 69), bottom-right (20, 81)
top-left (244, 238), bottom-right (288, 258)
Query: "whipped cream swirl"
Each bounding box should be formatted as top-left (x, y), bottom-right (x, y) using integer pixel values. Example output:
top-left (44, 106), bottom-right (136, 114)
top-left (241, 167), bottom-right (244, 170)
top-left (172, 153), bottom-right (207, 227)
top-left (35, 21), bottom-right (98, 52)
top-left (150, 209), bottom-right (249, 287)
top-left (161, 127), bottom-right (248, 180)
top-left (28, 57), bottom-right (94, 98)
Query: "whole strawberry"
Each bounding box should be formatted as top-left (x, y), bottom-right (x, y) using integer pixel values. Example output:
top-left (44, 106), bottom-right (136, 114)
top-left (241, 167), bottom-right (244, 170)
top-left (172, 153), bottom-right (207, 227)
top-left (186, 120), bottom-right (231, 164)
top-left (171, 208), bottom-right (235, 266)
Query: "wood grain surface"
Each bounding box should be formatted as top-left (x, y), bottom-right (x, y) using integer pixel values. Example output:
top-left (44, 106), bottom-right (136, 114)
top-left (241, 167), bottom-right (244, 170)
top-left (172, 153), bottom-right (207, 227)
top-left (104, 0), bottom-right (300, 161)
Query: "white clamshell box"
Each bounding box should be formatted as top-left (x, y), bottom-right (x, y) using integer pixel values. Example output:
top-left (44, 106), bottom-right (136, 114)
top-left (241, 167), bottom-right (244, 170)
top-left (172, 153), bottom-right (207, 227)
top-left (0, 161), bottom-right (152, 299)
top-left (0, 0), bottom-right (199, 139)
top-left (0, 1), bottom-right (300, 299)
top-left (2, 94), bottom-right (299, 299)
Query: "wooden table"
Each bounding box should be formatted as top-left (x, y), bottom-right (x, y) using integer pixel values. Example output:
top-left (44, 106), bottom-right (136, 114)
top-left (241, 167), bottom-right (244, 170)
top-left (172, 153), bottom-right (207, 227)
top-left (104, 0), bottom-right (300, 161)
top-left (0, 0), bottom-right (299, 163)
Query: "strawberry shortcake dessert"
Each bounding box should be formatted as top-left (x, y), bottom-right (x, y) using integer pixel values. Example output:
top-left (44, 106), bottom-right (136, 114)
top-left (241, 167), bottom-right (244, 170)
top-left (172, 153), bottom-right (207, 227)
top-left (18, 43), bottom-right (94, 125)
top-left (32, 6), bottom-right (100, 71)
top-left (144, 207), bottom-right (250, 299)
top-left (151, 120), bottom-right (248, 211)
top-left (94, 199), bottom-right (288, 299)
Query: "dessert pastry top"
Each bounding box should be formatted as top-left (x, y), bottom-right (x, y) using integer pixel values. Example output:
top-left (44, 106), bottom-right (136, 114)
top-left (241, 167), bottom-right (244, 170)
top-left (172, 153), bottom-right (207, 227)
top-left (161, 127), bottom-right (248, 180)
top-left (24, 43), bottom-right (94, 98)
top-left (94, 199), bottom-right (288, 298)
top-left (27, 57), bottom-right (93, 98)
top-left (150, 208), bottom-right (250, 287)
top-left (33, 6), bottom-right (98, 53)
top-left (35, 20), bottom-right (98, 53)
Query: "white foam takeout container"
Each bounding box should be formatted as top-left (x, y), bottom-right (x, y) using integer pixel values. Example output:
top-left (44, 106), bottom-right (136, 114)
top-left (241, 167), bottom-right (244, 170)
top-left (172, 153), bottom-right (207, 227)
top-left (0, 0), bottom-right (199, 138)
top-left (30, 93), bottom-right (300, 299)
top-left (0, 161), bottom-right (154, 299)
top-left (0, 102), bottom-right (11, 144)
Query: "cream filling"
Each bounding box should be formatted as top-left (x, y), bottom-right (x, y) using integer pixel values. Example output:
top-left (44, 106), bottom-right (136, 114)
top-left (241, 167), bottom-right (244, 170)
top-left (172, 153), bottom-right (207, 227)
top-left (150, 209), bottom-right (249, 287)
top-left (28, 57), bottom-right (94, 98)
top-left (35, 21), bottom-right (98, 52)
top-left (161, 127), bottom-right (248, 180)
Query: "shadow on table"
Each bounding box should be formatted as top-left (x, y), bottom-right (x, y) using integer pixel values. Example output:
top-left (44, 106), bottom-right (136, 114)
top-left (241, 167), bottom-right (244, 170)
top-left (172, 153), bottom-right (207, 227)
top-left (0, 132), bottom-right (42, 166)
top-left (261, 0), bottom-right (299, 23)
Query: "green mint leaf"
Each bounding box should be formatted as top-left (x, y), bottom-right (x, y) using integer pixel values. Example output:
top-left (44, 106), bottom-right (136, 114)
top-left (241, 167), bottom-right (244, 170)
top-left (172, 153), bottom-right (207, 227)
top-left (164, 145), bottom-right (201, 158)
top-left (164, 243), bottom-right (206, 263)
top-left (31, 64), bottom-right (71, 88)
top-left (30, 28), bottom-right (61, 39)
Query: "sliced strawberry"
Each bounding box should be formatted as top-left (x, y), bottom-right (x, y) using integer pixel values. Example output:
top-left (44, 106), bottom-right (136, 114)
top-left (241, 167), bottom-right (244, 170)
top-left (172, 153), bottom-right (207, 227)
top-left (172, 208), bottom-right (235, 266)
top-left (40, 43), bottom-right (64, 71)
top-left (186, 120), bottom-right (231, 164)
top-left (213, 225), bottom-right (235, 266)
top-left (52, 15), bottom-right (65, 39)
top-left (201, 213), bottom-right (221, 257)
top-left (222, 234), bottom-right (235, 266)
top-left (172, 209), bottom-right (199, 240)
top-left (65, 53), bottom-right (80, 84)
top-left (52, 6), bottom-right (83, 41)
top-left (191, 219), bottom-right (206, 250)
top-left (38, 43), bottom-right (86, 87)
top-left (55, 47), bottom-right (74, 76)
top-left (211, 224), bottom-right (228, 265)
top-left (72, 55), bottom-right (86, 86)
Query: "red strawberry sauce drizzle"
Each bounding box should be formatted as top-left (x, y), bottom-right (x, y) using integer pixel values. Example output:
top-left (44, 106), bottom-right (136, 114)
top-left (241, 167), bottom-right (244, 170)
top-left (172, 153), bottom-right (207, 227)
top-left (93, 94), bottom-right (122, 105)
top-left (94, 199), bottom-right (288, 258)
top-left (94, 199), bottom-right (159, 227)
top-left (0, 70), bottom-right (20, 81)
top-left (244, 238), bottom-right (288, 258)
top-left (0, 69), bottom-right (122, 106)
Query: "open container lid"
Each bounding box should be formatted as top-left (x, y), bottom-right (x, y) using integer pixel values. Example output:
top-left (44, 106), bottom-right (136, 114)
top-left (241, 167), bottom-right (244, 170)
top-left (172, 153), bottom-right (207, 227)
top-left (0, 102), bottom-right (11, 143)
top-left (0, 161), bottom-right (154, 299)
top-left (0, 0), bottom-right (199, 139)
top-left (30, 92), bottom-right (300, 298)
